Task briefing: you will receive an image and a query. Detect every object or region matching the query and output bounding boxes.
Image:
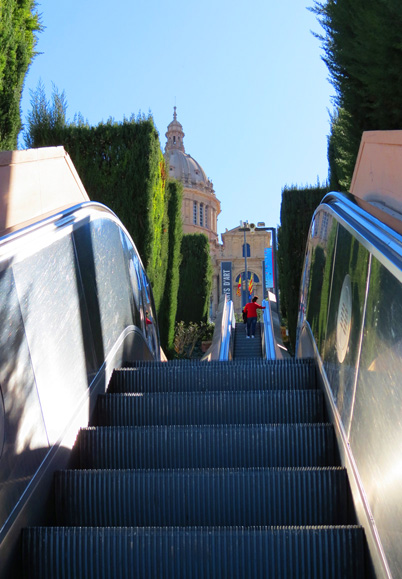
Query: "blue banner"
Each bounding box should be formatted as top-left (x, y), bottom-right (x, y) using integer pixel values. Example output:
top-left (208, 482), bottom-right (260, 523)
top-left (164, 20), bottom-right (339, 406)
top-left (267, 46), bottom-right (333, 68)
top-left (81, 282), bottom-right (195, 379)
top-left (264, 248), bottom-right (274, 289)
top-left (221, 262), bottom-right (232, 301)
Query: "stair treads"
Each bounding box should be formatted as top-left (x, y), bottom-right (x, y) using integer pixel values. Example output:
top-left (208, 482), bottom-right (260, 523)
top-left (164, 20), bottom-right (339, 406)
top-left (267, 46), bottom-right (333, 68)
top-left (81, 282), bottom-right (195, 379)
top-left (22, 526), bottom-right (366, 579)
top-left (55, 468), bottom-right (352, 526)
top-left (78, 424), bottom-right (337, 469)
top-left (108, 360), bottom-right (317, 393)
top-left (93, 391), bottom-right (325, 426)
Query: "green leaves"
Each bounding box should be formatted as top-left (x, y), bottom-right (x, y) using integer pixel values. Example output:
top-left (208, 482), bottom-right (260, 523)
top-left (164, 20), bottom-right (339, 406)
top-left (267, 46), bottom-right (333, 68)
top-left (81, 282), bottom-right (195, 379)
top-left (278, 184), bottom-right (328, 350)
top-left (311, 0), bottom-right (402, 189)
top-left (176, 234), bottom-right (213, 325)
top-left (0, 0), bottom-right (41, 150)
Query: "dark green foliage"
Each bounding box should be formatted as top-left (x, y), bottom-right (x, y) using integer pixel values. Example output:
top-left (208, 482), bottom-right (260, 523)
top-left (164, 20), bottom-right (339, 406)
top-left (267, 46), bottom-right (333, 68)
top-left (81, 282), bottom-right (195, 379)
top-left (158, 180), bottom-right (183, 354)
top-left (24, 87), bottom-right (169, 311)
top-left (0, 0), bottom-right (41, 150)
top-left (176, 234), bottom-right (212, 325)
top-left (311, 0), bottom-right (402, 189)
top-left (278, 184), bottom-right (328, 349)
top-left (24, 80), bottom-right (68, 149)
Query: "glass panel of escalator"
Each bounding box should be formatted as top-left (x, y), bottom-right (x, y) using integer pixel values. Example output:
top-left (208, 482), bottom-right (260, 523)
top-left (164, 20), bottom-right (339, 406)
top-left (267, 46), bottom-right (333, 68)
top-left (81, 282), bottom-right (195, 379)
top-left (351, 257), bottom-right (402, 578)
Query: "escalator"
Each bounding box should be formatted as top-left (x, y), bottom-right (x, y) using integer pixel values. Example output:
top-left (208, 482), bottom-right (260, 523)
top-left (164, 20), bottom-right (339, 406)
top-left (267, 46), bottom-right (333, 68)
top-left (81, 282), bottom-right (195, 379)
top-left (22, 358), bottom-right (365, 577)
top-left (2, 190), bottom-right (402, 577)
top-left (233, 321), bottom-right (263, 358)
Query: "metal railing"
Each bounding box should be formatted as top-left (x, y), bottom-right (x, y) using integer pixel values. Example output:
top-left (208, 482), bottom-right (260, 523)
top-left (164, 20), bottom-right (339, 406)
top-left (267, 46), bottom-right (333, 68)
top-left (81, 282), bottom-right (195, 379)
top-left (261, 298), bottom-right (276, 359)
top-left (201, 295), bottom-right (235, 361)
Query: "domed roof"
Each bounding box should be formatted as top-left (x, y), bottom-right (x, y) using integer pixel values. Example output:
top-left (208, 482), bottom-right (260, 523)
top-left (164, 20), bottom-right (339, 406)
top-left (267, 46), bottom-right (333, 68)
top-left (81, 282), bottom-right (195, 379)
top-left (165, 107), bottom-right (211, 189)
top-left (167, 148), bottom-right (209, 185)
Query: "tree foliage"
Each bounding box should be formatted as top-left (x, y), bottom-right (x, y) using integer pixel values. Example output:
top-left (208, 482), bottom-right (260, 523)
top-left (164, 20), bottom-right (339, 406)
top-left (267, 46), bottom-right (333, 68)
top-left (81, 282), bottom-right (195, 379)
top-left (311, 0), bottom-right (402, 189)
top-left (158, 180), bottom-right (183, 354)
top-left (23, 84), bottom-right (185, 352)
top-left (278, 184), bottom-right (328, 350)
top-left (176, 234), bottom-right (212, 325)
top-left (24, 80), bottom-right (68, 149)
top-left (0, 0), bottom-right (41, 150)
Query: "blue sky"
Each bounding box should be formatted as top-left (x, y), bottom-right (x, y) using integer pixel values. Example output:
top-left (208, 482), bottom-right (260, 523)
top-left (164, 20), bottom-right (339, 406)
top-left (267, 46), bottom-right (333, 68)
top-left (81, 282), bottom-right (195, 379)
top-left (20, 0), bottom-right (333, 238)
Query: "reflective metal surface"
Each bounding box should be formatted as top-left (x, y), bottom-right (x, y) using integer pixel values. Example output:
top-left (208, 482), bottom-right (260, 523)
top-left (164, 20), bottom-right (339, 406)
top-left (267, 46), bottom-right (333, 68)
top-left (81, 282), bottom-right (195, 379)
top-left (0, 202), bottom-right (160, 574)
top-left (262, 299), bottom-right (276, 360)
top-left (297, 193), bottom-right (402, 578)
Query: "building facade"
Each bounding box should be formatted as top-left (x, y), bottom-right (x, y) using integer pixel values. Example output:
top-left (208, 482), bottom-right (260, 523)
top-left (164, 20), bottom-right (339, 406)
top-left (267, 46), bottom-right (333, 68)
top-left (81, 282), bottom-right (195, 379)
top-left (165, 109), bottom-right (273, 319)
top-left (165, 108), bottom-right (222, 315)
top-left (216, 225), bottom-right (272, 315)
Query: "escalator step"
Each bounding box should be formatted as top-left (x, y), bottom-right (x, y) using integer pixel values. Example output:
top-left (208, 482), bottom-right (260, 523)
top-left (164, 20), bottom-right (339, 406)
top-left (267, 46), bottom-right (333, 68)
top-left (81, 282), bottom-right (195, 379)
top-left (124, 358), bottom-right (314, 368)
top-left (54, 468), bottom-right (353, 526)
top-left (93, 391), bottom-right (325, 426)
top-left (22, 526), bottom-right (366, 579)
top-left (108, 360), bottom-right (317, 393)
top-left (78, 424), bottom-right (338, 469)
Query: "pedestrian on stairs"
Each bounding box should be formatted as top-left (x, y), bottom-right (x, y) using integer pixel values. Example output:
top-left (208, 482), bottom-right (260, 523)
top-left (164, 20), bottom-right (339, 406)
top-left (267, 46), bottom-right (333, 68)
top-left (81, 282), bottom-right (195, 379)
top-left (243, 296), bottom-right (265, 339)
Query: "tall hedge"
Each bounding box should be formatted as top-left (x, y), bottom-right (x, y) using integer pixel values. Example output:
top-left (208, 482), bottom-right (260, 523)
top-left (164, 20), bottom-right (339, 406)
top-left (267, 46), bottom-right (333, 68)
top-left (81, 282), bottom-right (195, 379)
top-left (176, 233), bottom-right (212, 324)
top-left (278, 184), bottom-right (328, 350)
top-left (158, 180), bottom-right (183, 353)
top-left (24, 106), bottom-right (170, 312)
top-left (0, 0), bottom-right (41, 150)
top-left (311, 0), bottom-right (402, 190)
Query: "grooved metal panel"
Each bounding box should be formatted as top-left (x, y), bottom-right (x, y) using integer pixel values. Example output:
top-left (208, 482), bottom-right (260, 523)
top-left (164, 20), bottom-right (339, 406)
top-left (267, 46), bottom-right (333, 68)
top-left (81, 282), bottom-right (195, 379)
top-left (108, 359), bottom-right (317, 393)
top-left (23, 526), bottom-right (366, 579)
top-left (94, 391), bottom-right (325, 426)
top-left (78, 424), bottom-right (337, 469)
top-left (54, 468), bottom-right (352, 526)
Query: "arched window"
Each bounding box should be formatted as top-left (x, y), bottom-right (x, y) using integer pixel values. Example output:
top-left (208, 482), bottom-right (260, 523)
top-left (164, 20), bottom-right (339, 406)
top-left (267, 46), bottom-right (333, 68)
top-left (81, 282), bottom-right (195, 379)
top-left (200, 203), bottom-right (204, 227)
top-left (205, 205), bottom-right (208, 229)
top-left (242, 243), bottom-right (250, 258)
top-left (193, 201), bottom-right (197, 225)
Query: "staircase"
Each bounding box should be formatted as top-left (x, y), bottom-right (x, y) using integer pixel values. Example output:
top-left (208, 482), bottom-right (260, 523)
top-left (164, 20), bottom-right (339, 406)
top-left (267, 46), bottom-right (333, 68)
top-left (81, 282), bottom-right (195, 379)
top-left (234, 321), bottom-right (262, 358)
top-left (22, 359), bottom-right (366, 578)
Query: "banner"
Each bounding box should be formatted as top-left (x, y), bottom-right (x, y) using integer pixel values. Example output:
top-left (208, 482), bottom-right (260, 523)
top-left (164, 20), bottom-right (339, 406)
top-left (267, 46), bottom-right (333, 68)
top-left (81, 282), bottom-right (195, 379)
top-left (264, 248), bottom-right (274, 289)
top-left (221, 261), bottom-right (232, 301)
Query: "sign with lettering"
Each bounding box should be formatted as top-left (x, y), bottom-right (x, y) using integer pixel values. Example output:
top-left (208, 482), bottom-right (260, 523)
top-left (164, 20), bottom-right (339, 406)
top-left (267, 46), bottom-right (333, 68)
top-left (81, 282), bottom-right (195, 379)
top-left (221, 262), bottom-right (232, 301)
top-left (265, 248), bottom-right (274, 289)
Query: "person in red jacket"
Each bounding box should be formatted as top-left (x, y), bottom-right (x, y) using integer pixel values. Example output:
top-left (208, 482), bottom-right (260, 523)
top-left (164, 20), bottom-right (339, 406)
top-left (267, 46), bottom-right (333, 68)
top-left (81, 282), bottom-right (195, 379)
top-left (243, 296), bottom-right (265, 338)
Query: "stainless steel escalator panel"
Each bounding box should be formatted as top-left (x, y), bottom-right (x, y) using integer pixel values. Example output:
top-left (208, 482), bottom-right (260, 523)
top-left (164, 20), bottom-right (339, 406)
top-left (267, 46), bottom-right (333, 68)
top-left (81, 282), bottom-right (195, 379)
top-left (298, 198), bottom-right (402, 578)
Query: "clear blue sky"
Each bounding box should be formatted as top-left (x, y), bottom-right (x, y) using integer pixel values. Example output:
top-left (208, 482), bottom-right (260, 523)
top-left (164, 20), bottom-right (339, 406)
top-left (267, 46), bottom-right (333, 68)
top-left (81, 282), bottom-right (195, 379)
top-left (20, 0), bottom-right (333, 239)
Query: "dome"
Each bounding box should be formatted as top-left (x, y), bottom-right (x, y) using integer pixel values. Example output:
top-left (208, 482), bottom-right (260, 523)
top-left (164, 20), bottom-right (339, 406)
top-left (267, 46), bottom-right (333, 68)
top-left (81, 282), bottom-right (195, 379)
top-left (165, 106), bottom-right (212, 190)
top-left (167, 149), bottom-right (209, 186)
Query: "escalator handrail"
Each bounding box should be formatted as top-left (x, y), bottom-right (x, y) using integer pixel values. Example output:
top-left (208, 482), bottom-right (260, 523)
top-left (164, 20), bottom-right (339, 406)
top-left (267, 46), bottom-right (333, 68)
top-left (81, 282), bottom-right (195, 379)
top-left (261, 298), bottom-right (276, 359)
top-left (320, 192), bottom-right (402, 281)
top-left (0, 201), bottom-right (133, 258)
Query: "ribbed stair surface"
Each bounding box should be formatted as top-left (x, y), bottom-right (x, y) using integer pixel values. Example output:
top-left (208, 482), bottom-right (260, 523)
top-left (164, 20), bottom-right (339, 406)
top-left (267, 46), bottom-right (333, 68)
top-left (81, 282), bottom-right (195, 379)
top-left (23, 527), bottom-right (365, 579)
top-left (78, 424), bottom-right (338, 469)
top-left (22, 357), bottom-right (367, 577)
top-left (108, 358), bottom-right (317, 392)
top-left (234, 322), bottom-right (262, 358)
top-left (93, 390), bottom-right (325, 426)
top-left (55, 468), bottom-right (352, 526)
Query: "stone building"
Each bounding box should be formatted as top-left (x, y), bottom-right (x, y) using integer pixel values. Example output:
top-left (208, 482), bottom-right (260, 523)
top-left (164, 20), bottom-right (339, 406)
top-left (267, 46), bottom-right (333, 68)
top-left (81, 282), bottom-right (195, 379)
top-left (165, 108), bottom-right (221, 315)
top-left (216, 225), bottom-right (272, 315)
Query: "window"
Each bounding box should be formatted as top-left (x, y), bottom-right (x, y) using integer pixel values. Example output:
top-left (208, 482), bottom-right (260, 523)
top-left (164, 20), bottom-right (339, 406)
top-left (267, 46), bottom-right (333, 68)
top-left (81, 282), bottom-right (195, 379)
top-left (200, 203), bottom-right (204, 227)
top-left (193, 201), bottom-right (197, 224)
top-left (205, 206), bottom-right (208, 228)
top-left (242, 243), bottom-right (250, 258)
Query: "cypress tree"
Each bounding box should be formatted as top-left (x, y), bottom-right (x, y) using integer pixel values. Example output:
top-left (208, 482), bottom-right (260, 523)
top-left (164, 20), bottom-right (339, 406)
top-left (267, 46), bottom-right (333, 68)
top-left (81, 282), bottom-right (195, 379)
top-left (311, 0), bottom-right (402, 189)
top-left (278, 184), bottom-right (327, 349)
top-left (0, 0), bottom-right (41, 150)
top-left (176, 234), bottom-right (212, 324)
top-left (158, 180), bottom-right (183, 353)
